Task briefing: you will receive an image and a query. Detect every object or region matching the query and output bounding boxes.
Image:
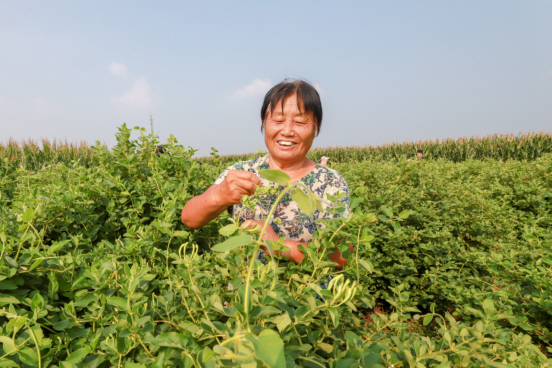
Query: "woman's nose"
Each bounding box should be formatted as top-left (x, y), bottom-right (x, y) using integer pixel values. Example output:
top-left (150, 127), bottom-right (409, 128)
top-left (281, 121), bottom-right (295, 136)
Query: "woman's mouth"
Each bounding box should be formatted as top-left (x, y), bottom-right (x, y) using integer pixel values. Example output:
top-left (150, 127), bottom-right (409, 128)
top-left (278, 141), bottom-right (297, 147)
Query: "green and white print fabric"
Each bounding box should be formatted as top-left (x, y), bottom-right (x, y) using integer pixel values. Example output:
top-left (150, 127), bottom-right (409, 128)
top-left (214, 155), bottom-right (351, 244)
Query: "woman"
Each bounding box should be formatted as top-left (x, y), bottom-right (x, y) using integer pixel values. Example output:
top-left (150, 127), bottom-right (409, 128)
top-left (181, 79), bottom-right (352, 267)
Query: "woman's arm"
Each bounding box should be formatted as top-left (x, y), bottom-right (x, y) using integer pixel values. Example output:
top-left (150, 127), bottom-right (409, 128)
top-left (180, 185), bottom-right (227, 229)
top-left (181, 171), bottom-right (261, 229)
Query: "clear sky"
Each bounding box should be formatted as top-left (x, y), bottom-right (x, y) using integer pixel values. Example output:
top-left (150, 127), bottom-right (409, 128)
top-left (1, 1), bottom-right (551, 156)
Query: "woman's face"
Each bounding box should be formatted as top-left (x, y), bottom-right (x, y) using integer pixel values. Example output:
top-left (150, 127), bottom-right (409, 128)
top-left (264, 94), bottom-right (316, 165)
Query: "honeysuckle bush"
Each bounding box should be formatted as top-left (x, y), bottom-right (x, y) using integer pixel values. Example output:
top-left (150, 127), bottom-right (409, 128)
top-left (0, 125), bottom-right (550, 367)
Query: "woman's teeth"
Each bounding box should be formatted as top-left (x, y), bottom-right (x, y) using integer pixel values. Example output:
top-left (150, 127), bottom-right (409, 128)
top-left (278, 141), bottom-right (295, 146)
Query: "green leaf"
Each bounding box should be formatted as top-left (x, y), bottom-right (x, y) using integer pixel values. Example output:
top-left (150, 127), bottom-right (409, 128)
top-left (82, 353), bottom-right (105, 368)
top-left (18, 347), bottom-right (38, 366)
top-left (0, 295), bottom-right (20, 304)
top-left (22, 208), bottom-right (35, 223)
top-left (273, 313), bottom-right (291, 332)
top-left (150, 350), bottom-right (167, 368)
top-left (212, 235), bottom-right (253, 252)
top-left (31, 293), bottom-right (45, 310)
top-left (344, 331), bottom-right (363, 347)
top-left (398, 210), bottom-right (413, 219)
top-left (350, 196), bottom-right (364, 210)
top-left (28, 259), bottom-right (43, 272)
top-left (246, 329), bottom-right (285, 368)
top-left (423, 314), bottom-right (433, 326)
top-left (380, 206), bottom-right (393, 219)
top-left (315, 198), bottom-right (324, 213)
top-left (219, 224), bottom-right (238, 237)
top-left (125, 363), bottom-right (146, 368)
top-left (173, 231), bottom-right (189, 238)
top-left (291, 188), bottom-right (314, 216)
top-left (363, 352), bottom-right (383, 367)
top-left (54, 319), bottom-right (73, 331)
top-left (358, 259), bottom-right (373, 273)
top-left (107, 297), bottom-right (129, 312)
top-left (75, 293), bottom-right (97, 308)
top-left (259, 169), bottom-right (290, 186)
top-left (0, 281), bottom-right (17, 290)
top-left (149, 332), bottom-right (188, 348)
top-left (2, 256), bottom-right (19, 269)
top-left (66, 346), bottom-right (91, 363)
top-left (13, 317), bottom-right (26, 329)
top-left (482, 299), bottom-right (496, 315)
top-left (336, 359), bottom-right (357, 368)
top-left (0, 336), bottom-right (16, 354)
top-left (0, 359), bottom-right (18, 367)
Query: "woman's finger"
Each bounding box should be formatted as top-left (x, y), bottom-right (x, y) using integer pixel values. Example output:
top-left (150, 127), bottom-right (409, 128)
top-left (235, 179), bottom-right (257, 196)
top-left (234, 171), bottom-right (261, 186)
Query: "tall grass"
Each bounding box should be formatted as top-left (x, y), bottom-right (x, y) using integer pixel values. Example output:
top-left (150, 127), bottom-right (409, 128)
top-left (0, 138), bottom-right (99, 171)
top-left (196, 132), bottom-right (552, 165)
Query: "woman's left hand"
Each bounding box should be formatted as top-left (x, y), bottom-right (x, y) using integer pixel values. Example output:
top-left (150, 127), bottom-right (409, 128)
top-left (241, 220), bottom-right (279, 242)
top-left (240, 219), bottom-right (351, 268)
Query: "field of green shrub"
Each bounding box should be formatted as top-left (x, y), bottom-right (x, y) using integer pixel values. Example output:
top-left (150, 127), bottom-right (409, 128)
top-left (0, 125), bottom-right (551, 367)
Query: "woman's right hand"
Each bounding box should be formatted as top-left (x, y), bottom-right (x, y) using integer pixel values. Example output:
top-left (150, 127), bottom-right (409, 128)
top-left (214, 171), bottom-right (262, 207)
top-left (181, 170), bottom-right (261, 229)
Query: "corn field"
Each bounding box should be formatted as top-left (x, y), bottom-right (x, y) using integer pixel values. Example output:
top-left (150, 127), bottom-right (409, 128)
top-left (197, 132), bottom-right (552, 165)
top-left (2, 132), bottom-right (552, 171)
top-left (0, 138), bottom-right (99, 171)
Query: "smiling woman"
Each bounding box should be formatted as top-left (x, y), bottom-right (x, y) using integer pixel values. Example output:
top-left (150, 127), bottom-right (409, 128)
top-left (181, 79), bottom-right (352, 267)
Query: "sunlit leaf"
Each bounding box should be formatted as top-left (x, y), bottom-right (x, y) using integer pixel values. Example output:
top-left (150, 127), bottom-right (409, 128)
top-left (65, 346), bottom-right (91, 363)
top-left (358, 259), bottom-right (373, 273)
top-left (106, 297), bottom-right (129, 312)
top-left (259, 170), bottom-right (290, 186)
top-left (18, 347), bottom-right (38, 366)
top-left (53, 319), bottom-right (73, 331)
top-left (31, 293), bottom-right (44, 311)
top-left (398, 210), bottom-right (413, 219)
top-left (246, 329), bottom-right (286, 368)
top-left (212, 235), bottom-right (253, 252)
top-left (291, 188), bottom-right (313, 216)
top-left (423, 314), bottom-right (433, 326)
top-left (219, 224), bottom-right (238, 237)
top-left (22, 208), bottom-right (35, 223)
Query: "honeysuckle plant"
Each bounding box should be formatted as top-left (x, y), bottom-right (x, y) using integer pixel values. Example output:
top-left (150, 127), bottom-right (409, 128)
top-left (0, 126), bottom-right (551, 367)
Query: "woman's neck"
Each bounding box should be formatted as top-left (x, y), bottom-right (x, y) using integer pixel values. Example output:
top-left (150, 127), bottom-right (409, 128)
top-left (268, 155), bottom-right (316, 183)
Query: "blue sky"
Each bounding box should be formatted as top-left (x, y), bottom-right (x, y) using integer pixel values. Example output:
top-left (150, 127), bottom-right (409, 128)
top-left (1, 1), bottom-right (551, 156)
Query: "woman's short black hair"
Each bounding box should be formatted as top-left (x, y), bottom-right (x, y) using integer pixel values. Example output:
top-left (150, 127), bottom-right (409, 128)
top-left (260, 79), bottom-right (322, 136)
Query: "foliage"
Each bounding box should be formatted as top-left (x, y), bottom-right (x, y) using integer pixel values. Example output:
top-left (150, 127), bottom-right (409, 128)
top-left (196, 132), bottom-right (552, 165)
top-left (0, 125), bottom-right (551, 367)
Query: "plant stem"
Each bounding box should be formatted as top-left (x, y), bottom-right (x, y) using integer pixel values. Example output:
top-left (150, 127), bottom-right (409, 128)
top-left (165, 232), bottom-right (174, 274)
top-left (355, 226), bottom-right (361, 284)
top-left (28, 326), bottom-right (42, 368)
top-left (243, 185), bottom-right (294, 328)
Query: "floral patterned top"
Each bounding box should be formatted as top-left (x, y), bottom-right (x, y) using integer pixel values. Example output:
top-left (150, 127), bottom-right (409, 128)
top-left (214, 155), bottom-right (350, 244)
